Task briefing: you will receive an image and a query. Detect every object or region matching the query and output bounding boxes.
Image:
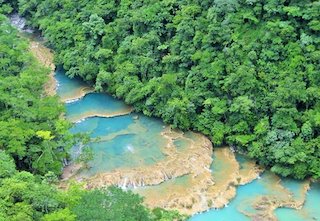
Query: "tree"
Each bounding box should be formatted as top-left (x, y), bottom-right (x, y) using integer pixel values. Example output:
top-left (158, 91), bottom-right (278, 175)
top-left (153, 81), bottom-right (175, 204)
top-left (72, 187), bottom-right (151, 221)
top-left (42, 209), bottom-right (76, 221)
top-left (13, 0), bottom-right (320, 179)
top-left (0, 151), bottom-right (16, 178)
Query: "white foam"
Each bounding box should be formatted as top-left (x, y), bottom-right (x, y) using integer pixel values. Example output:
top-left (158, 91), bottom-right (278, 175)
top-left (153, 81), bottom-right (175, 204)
top-left (75, 118), bottom-right (86, 124)
top-left (126, 144), bottom-right (135, 153)
top-left (64, 98), bottom-right (81, 103)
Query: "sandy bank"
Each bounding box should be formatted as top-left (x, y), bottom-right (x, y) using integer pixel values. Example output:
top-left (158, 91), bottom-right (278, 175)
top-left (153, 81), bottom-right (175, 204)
top-left (61, 87), bottom-right (95, 103)
top-left (28, 34), bottom-right (263, 216)
top-left (67, 107), bottom-right (134, 123)
top-left (133, 148), bottom-right (262, 215)
top-left (29, 41), bottom-right (57, 96)
top-left (64, 127), bottom-right (215, 215)
top-left (246, 177), bottom-right (310, 221)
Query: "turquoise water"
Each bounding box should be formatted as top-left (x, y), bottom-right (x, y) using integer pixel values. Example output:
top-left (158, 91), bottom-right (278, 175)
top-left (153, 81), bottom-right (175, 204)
top-left (56, 69), bottom-right (168, 175)
top-left (173, 137), bottom-right (191, 151)
top-left (279, 178), bottom-right (306, 202)
top-left (66, 92), bottom-right (130, 121)
top-left (189, 152), bottom-right (320, 220)
top-left (235, 154), bottom-right (249, 166)
top-left (69, 113), bottom-right (167, 176)
top-left (275, 183), bottom-right (320, 221)
top-left (189, 175), bottom-right (262, 221)
top-left (56, 70), bottom-right (320, 220)
top-left (55, 71), bottom-right (167, 175)
top-left (55, 69), bottom-right (90, 101)
top-left (70, 115), bottom-right (133, 137)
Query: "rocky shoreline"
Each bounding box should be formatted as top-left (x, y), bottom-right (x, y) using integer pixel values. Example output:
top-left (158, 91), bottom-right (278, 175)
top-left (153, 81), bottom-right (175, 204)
top-left (14, 15), bottom-right (316, 218)
top-left (26, 36), bottom-right (267, 216)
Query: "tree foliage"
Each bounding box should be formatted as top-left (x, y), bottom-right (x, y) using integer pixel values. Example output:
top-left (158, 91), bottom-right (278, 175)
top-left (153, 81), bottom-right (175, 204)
top-left (0, 13), bottom-right (185, 221)
top-left (0, 14), bottom-right (74, 175)
top-left (17, 0), bottom-right (320, 179)
top-left (0, 151), bottom-right (185, 221)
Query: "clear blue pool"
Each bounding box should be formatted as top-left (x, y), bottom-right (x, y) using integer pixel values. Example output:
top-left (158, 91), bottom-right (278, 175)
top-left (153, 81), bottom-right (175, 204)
top-left (65, 92), bottom-right (131, 121)
top-left (55, 69), bottom-right (90, 101)
top-left (56, 70), bottom-right (320, 220)
top-left (275, 182), bottom-right (320, 221)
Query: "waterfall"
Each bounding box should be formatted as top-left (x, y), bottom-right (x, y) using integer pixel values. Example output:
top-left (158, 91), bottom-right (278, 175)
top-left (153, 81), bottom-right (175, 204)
top-left (9, 13), bottom-right (33, 33)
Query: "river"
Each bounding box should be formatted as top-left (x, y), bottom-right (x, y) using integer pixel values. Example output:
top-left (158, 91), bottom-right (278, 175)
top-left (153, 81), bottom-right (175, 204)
top-left (10, 14), bottom-right (320, 220)
top-left (55, 69), bottom-right (319, 221)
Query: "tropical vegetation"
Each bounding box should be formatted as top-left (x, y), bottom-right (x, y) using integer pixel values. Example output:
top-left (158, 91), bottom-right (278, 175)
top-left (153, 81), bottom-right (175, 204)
top-left (0, 4), bottom-right (185, 220)
top-left (5, 0), bottom-right (319, 179)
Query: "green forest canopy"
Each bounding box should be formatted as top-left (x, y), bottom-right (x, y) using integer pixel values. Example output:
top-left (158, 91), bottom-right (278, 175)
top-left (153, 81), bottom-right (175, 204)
top-left (0, 5), bottom-right (185, 221)
top-left (0, 150), bottom-right (183, 221)
top-left (11, 0), bottom-right (320, 179)
top-left (0, 7), bottom-right (73, 176)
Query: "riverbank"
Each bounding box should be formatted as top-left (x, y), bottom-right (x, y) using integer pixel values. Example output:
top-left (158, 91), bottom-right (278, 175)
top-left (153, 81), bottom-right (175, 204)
top-left (13, 15), bottom-right (319, 220)
top-left (10, 13), bottom-right (57, 97)
top-left (134, 147), bottom-right (262, 215)
top-left (29, 40), bottom-right (57, 96)
top-left (28, 39), bottom-right (319, 218)
top-left (39, 61), bottom-right (267, 216)
top-left (61, 87), bottom-right (95, 103)
top-left (247, 179), bottom-right (310, 221)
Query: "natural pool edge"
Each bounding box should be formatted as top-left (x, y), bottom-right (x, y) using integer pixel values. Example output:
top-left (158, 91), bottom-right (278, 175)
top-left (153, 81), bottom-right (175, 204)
top-left (21, 15), bottom-right (319, 221)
